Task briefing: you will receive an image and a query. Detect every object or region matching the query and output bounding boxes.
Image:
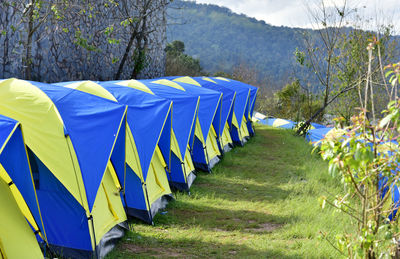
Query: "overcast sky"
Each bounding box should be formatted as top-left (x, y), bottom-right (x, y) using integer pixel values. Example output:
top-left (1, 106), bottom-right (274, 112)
top-left (194, 0), bottom-right (400, 32)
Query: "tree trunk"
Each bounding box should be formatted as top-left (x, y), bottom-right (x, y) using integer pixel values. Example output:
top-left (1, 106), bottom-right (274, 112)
top-left (131, 15), bottom-right (147, 79)
top-left (296, 85), bottom-right (356, 135)
top-left (114, 28), bottom-right (137, 80)
top-left (25, 3), bottom-right (34, 80)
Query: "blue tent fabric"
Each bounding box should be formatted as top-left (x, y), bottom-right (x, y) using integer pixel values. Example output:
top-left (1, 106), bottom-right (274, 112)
top-left (212, 78), bottom-right (257, 135)
top-left (305, 127), bottom-right (334, 143)
top-left (0, 115), bottom-right (45, 237)
top-left (98, 82), bottom-right (172, 181)
top-left (311, 123), bottom-right (325, 129)
top-left (54, 81), bottom-right (174, 223)
top-left (162, 77), bottom-right (225, 138)
top-left (225, 79), bottom-right (258, 118)
top-left (32, 81), bottom-right (126, 210)
top-left (0, 115), bottom-right (17, 147)
top-left (10, 81), bottom-right (127, 255)
top-left (266, 118), bottom-right (295, 129)
top-left (213, 78), bottom-right (257, 118)
top-left (220, 79), bottom-right (258, 126)
top-left (106, 80), bottom-right (199, 191)
top-left (154, 78), bottom-right (223, 170)
top-left (255, 119), bottom-right (267, 125)
top-left (164, 80), bottom-right (222, 140)
top-left (210, 78), bottom-right (250, 129)
top-left (114, 80), bottom-right (199, 162)
top-left (192, 77), bottom-right (236, 137)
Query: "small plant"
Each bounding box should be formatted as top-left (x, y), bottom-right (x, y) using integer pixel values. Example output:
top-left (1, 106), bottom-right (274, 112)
top-left (318, 63), bottom-right (400, 258)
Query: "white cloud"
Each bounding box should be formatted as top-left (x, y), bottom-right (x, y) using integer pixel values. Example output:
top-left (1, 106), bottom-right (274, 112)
top-left (193, 0), bottom-right (400, 32)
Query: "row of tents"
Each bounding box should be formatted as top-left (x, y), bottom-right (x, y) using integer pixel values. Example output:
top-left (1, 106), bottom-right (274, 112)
top-left (253, 115), bottom-right (400, 222)
top-left (252, 113), bottom-right (325, 131)
top-left (0, 77), bottom-right (258, 259)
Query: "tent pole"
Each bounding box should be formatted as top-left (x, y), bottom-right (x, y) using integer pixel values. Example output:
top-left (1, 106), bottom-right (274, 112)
top-left (88, 215), bottom-right (98, 258)
top-left (181, 160), bottom-right (189, 194)
top-left (203, 144), bottom-right (212, 173)
top-left (143, 182), bottom-right (154, 225)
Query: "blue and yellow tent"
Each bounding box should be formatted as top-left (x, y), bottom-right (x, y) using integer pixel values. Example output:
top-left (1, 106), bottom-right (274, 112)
top-left (305, 127), bottom-right (333, 143)
top-left (208, 77), bottom-right (251, 146)
top-left (0, 115), bottom-right (43, 259)
top-left (311, 122), bottom-right (325, 129)
top-left (108, 80), bottom-right (199, 192)
top-left (266, 118), bottom-right (295, 129)
top-left (305, 127), bottom-right (347, 145)
top-left (54, 81), bottom-right (173, 224)
top-left (213, 77), bottom-right (258, 137)
top-left (170, 76), bottom-right (236, 153)
top-left (153, 78), bottom-right (223, 172)
top-left (0, 79), bottom-right (127, 258)
top-left (252, 112), bottom-right (267, 125)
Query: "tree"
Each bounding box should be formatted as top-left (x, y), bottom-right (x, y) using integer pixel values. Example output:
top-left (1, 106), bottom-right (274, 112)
top-left (165, 40), bottom-right (185, 53)
top-left (165, 40), bottom-right (204, 76)
top-left (296, 1), bottom-right (399, 134)
top-left (0, 0), bottom-right (58, 80)
top-left (295, 0), bottom-right (354, 134)
top-left (0, 0), bottom-right (170, 82)
top-left (113, 0), bottom-right (172, 79)
top-left (318, 64), bottom-right (400, 258)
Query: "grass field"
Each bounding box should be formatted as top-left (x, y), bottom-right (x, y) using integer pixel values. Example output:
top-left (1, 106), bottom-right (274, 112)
top-left (107, 126), bottom-right (349, 258)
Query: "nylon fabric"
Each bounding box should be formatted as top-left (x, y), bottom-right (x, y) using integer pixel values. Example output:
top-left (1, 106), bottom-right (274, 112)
top-left (167, 77), bottom-right (223, 140)
top-left (173, 76), bottom-right (201, 86)
top-left (36, 81), bottom-right (127, 210)
top-left (31, 151), bottom-right (93, 252)
top-left (146, 148), bottom-right (170, 205)
top-left (99, 82), bottom-right (172, 181)
top-left (125, 124), bottom-right (143, 181)
top-left (221, 122), bottom-right (233, 149)
top-left (151, 79), bottom-right (186, 91)
top-left (116, 80), bottom-right (199, 163)
top-left (240, 115), bottom-right (250, 139)
top-left (91, 162), bottom-right (126, 245)
top-left (0, 79), bottom-right (86, 210)
top-left (0, 164), bottom-right (40, 239)
top-left (0, 116), bottom-right (44, 239)
top-left (114, 79), bottom-right (154, 95)
top-left (0, 177), bottom-right (43, 259)
top-left (55, 81), bottom-right (118, 102)
top-left (74, 81), bottom-right (173, 222)
top-left (211, 77), bottom-right (250, 129)
top-left (1, 79), bottom-right (129, 256)
top-left (206, 126), bottom-right (221, 161)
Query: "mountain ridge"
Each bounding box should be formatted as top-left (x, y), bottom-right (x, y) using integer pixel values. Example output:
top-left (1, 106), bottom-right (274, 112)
top-left (167, 0), bottom-right (309, 88)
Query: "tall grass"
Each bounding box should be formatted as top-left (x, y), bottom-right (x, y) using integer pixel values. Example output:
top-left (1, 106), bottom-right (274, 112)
top-left (107, 126), bottom-right (349, 258)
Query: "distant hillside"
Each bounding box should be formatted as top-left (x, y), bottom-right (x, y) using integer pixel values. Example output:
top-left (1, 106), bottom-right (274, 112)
top-left (167, 1), bottom-right (309, 88)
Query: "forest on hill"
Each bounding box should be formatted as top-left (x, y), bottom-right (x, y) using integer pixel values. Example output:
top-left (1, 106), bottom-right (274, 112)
top-left (167, 1), bottom-right (399, 92)
top-left (167, 0), bottom-right (310, 89)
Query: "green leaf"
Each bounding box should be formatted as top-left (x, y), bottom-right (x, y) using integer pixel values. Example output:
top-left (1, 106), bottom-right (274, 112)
top-left (379, 114), bottom-right (393, 128)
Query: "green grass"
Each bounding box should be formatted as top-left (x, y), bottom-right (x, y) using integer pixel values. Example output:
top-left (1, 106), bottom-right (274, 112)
top-left (107, 126), bottom-right (349, 258)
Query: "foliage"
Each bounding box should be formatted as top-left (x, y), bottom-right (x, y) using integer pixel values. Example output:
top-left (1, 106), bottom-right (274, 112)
top-left (165, 40), bottom-right (204, 76)
top-left (0, 0), bottom-right (171, 81)
top-left (329, 25), bottom-right (398, 125)
top-left (294, 1), bottom-right (399, 135)
top-left (107, 126), bottom-right (348, 258)
top-left (168, 0), bottom-right (400, 125)
top-left (167, 0), bottom-right (309, 89)
top-left (318, 65), bottom-right (400, 258)
top-left (274, 79), bottom-right (321, 122)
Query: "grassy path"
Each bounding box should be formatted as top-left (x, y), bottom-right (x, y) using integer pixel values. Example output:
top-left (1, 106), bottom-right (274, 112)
top-left (108, 126), bottom-right (348, 258)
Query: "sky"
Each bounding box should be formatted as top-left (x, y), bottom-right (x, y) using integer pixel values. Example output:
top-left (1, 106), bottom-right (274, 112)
top-left (194, 0), bottom-right (400, 32)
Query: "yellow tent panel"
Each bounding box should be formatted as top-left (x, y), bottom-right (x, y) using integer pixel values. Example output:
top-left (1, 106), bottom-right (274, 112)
top-left (0, 177), bottom-right (43, 259)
